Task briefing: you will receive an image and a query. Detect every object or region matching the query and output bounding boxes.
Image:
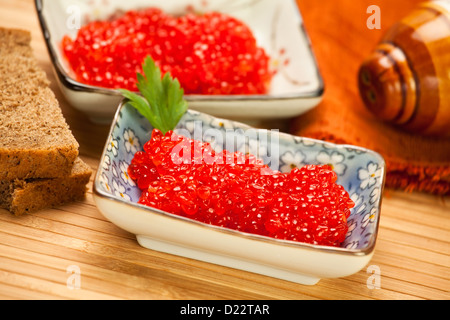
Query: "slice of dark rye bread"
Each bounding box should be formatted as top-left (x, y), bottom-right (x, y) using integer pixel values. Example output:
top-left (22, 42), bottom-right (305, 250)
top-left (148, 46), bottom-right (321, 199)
top-left (0, 158), bottom-right (92, 216)
top-left (0, 27), bottom-right (92, 215)
top-left (0, 27), bottom-right (79, 180)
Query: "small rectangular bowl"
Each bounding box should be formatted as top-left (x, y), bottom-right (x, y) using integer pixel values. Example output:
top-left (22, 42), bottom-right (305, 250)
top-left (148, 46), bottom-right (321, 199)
top-left (93, 101), bottom-right (386, 285)
top-left (35, 0), bottom-right (324, 124)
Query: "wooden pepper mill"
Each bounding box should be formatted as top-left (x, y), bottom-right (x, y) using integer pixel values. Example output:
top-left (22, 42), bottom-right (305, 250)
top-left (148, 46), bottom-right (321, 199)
top-left (358, 0), bottom-right (450, 137)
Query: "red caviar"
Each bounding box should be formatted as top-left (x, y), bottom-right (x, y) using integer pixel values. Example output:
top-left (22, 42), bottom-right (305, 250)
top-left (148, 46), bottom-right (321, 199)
top-left (62, 8), bottom-right (273, 94)
top-left (128, 129), bottom-right (355, 247)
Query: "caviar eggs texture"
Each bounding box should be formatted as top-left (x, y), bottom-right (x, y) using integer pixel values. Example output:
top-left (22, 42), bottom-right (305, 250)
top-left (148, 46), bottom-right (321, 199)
top-left (63, 8), bottom-right (273, 94)
top-left (128, 129), bottom-right (354, 247)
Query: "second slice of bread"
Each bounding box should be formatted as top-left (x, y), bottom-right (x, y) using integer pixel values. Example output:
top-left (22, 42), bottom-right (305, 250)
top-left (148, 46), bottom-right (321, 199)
top-left (0, 27), bottom-right (79, 180)
top-left (0, 158), bottom-right (92, 216)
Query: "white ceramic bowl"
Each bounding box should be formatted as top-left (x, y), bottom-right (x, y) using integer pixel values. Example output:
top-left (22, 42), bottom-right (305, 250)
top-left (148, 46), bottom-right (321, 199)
top-left (36, 0), bottom-right (324, 124)
top-left (93, 101), bottom-right (386, 285)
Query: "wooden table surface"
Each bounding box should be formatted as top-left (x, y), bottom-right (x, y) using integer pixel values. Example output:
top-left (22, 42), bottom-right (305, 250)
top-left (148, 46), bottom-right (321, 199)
top-left (0, 0), bottom-right (449, 300)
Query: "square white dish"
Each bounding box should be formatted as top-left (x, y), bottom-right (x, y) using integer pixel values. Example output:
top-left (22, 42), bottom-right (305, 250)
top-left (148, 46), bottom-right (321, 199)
top-left (36, 0), bottom-right (324, 123)
top-left (93, 101), bottom-right (386, 285)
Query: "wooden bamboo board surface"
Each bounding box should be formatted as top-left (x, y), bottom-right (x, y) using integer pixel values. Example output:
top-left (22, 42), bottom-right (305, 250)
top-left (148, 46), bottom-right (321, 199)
top-left (0, 0), bottom-right (449, 300)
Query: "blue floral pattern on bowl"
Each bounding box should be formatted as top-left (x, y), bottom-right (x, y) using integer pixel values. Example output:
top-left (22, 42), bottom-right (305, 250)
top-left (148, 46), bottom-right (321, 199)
top-left (96, 101), bottom-right (385, 251)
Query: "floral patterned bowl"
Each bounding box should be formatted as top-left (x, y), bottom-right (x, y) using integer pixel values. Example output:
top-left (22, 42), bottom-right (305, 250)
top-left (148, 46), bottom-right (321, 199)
top-left (93, 101), bottom-right (386, 285)
top-left (36, 0), bottom-right (323, 123)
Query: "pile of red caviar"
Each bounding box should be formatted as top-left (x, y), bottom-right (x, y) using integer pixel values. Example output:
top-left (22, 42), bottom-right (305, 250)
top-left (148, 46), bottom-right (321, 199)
top-left (128, 129), bottom-right (354, 247)
top-left (62, 8), bottom-right (273, 94)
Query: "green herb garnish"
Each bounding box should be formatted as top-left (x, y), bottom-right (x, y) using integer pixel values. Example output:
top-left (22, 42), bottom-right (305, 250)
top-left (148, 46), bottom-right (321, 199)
top-left (119, 56), bottom-right (188, 134)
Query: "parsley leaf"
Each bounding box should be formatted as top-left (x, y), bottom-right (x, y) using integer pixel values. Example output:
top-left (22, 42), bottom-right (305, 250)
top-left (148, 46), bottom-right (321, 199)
top-left (118, 56), bottom-right (188, 134)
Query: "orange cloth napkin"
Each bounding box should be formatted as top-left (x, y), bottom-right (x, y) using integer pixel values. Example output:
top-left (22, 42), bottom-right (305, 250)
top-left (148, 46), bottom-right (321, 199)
top-left (292, 0), bottom-right (450, 195)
